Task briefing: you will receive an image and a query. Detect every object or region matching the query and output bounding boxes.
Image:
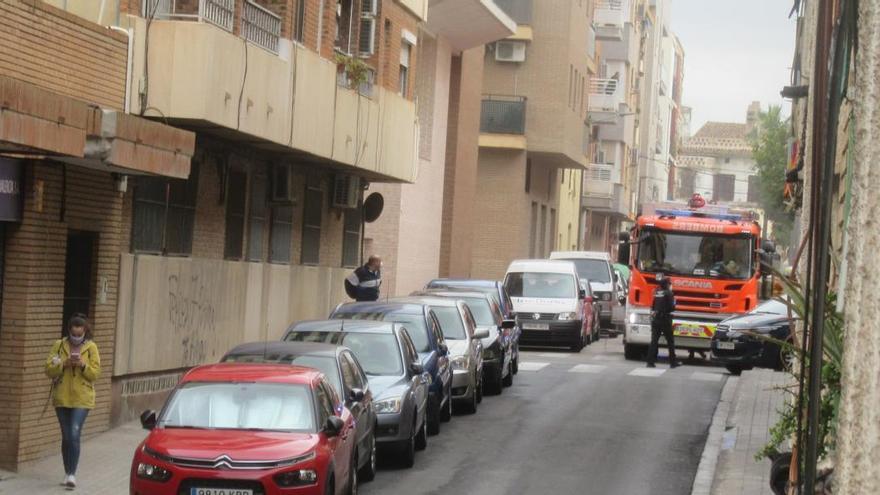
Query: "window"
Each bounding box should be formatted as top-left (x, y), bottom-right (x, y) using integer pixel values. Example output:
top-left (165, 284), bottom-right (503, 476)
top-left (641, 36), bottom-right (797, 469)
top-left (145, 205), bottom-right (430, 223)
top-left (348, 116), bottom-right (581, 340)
top-left (315, 382), bottom-right (336, 423)
top-left (301, 185), bottom-right (323, 265)
top-left (359, 0), bottom-right (377, 56)
top-left (246, 172), bottom-right (268, 261)
top-left (568, 65), bottom-right (574, 109)
top-left (713, 174), bottom-right (735, 202)
top-left (550, 208), bottom-right (557, 255)
top-left (339, 354), bottom-right (357, 394)
top-left (341, 352), bottom-right (366, 390)
top-left (335, 0), bottom-right (355, 53)
top-left (342, 207), bottom-right (361, 268)
top-left (399, 41), bottom-right (412, 96)
top-left (270, 204), bottom-right (293, 263)
top-left (132, 163), bottom-right (199, 255)
top-left (539, 205), bottom-right (547, 257)
top-left (224, 169), bottom-right (247, 260)
top-left (747, 175), bottom-right (760, 203)
top-left (294, 0), bottom-right (306, 42)
top-left (525, 159), bottom-right (532, 193)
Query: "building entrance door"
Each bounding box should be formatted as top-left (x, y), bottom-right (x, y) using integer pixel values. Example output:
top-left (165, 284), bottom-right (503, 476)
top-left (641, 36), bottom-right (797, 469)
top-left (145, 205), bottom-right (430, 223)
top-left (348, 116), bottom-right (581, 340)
top-left (62, 230), bottom-right (97, 336)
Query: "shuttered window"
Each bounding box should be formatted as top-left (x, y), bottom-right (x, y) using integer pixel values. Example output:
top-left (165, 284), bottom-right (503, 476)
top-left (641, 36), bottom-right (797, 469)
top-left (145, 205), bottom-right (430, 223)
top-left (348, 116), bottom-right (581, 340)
top-left (133, 163), bottom-right (199, 255)
top-left (713, 174), bottom-right (735, 202)
top-left (301, 186), bottom-right (323, 265)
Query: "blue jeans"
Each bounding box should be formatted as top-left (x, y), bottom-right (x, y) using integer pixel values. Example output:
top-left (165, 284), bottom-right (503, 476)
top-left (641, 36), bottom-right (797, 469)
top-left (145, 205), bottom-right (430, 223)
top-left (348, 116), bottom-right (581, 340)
top-left (55, 408), bottom-right (89, 475)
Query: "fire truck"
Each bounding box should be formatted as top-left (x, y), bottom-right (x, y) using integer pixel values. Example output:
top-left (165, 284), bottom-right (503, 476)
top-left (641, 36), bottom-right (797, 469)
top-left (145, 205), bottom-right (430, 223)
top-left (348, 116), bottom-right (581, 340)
top-left (618, 194), bottom-right (776, 360)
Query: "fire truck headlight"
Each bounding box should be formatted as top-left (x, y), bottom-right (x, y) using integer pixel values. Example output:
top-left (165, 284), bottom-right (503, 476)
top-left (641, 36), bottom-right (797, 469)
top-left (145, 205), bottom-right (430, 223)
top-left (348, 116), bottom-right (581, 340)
top-left (628, 312), bottom-right (651, 325)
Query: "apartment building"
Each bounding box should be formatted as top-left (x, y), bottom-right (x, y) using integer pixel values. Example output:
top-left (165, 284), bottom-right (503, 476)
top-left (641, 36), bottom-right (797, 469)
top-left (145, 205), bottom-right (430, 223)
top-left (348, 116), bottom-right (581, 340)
top-left (0, 0), bottom-right (430, 469)
top-left (364, 1), bottom-right (515, 295)
top-left (676, 103), bottom-right (762, 206)
top-left (583, 0), bottom-right (646, 253)
top-left (442, 0), bottom-right (594, 280)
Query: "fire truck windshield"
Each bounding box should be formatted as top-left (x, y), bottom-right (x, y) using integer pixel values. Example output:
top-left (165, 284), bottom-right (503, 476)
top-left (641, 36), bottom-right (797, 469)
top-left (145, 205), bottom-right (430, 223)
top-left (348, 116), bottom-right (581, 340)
top-left (636, 229), bottom-right (754, 280)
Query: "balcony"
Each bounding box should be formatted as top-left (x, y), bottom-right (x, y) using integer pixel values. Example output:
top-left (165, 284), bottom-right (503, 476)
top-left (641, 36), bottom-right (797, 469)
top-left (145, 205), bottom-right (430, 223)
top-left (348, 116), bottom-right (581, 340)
top-left (594, 0), bottom-right (625, 40)
top-left (589, 78), bottom-right (624, 112)
top-left (479, 95), bottom-right (527, 149)
top-left (427, 0), bottom-right (516, 51)
top-left (494, 0), bottom-right (532, 25)
top-left (241, 0), bottom-right (282, 52)
top-left (142, 0), bottom-right (236, 31)
top-left (583, 167), bottom-right (627, 217)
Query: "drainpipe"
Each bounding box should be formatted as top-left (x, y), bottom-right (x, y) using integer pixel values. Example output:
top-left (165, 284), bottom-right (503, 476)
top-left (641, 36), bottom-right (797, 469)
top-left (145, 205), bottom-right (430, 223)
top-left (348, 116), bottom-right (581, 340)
top-left (109, 25), bottom-right (134, 114)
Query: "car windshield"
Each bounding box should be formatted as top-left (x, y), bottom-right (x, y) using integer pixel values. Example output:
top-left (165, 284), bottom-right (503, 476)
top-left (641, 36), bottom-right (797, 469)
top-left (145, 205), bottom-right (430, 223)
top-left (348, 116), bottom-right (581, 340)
top-left (285, 331), bottom-right (403, 376)
top-left (222, 353), bottom-right (342, 398)
top-left (334, 310), bottom-right (430, 353)
top-left (430, 306), bottom-right (467, 339)
top-left (505, 272), bottom-right (577, 299)
top-left (637, 230), bottom-right (754, 280)
top-left (751, 299), bottom-right (791, 316)
top-left (560, 259), bottom-right (611, 284)
top-left (159, 382), bottom-right (315, 432)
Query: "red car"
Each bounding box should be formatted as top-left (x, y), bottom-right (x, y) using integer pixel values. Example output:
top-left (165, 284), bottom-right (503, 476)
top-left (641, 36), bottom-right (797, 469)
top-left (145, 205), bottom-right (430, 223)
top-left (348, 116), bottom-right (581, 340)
top-left (130, 363), bottom-right (357, 495)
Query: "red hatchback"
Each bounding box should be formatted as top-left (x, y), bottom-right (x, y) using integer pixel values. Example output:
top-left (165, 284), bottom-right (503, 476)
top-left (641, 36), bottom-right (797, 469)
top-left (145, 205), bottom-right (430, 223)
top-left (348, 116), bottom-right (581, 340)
top-left (130, 364), bottom-right (357, 495)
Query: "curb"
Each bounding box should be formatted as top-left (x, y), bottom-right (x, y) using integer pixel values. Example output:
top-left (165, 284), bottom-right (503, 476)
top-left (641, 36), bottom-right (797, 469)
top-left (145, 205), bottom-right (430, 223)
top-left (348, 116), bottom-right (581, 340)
top-left (691, 374), bottom-right (739, 495)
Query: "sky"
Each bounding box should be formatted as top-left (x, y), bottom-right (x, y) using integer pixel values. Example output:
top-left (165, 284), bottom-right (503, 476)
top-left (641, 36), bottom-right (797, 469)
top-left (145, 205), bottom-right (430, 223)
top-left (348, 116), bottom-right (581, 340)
top-left (670, 0), bottom-right (797, 133)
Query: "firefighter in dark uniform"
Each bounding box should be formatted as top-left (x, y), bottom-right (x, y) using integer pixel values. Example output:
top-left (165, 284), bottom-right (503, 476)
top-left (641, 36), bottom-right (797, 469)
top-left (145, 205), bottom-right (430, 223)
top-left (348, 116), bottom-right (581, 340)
top-left (345, 255), bottom-right (383, 302)
top-left (647, 273), bottom-right (679, 368)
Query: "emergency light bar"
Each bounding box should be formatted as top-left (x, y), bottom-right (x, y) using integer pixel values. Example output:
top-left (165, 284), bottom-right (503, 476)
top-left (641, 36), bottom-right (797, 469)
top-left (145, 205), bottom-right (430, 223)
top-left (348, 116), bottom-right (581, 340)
top-left (656, 209), bottom-right (744, 221)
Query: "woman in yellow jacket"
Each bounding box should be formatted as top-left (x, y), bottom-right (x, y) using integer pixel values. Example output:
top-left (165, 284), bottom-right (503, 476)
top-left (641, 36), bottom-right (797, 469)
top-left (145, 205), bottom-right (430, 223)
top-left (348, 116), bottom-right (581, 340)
top-left (45, 313), bottom-right (101, 490)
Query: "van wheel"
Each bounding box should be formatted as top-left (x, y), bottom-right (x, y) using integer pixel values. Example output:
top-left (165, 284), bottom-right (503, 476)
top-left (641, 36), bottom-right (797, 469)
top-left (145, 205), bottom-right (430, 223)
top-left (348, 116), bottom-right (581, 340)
top-left (624, 343), bottom-right (646, 360)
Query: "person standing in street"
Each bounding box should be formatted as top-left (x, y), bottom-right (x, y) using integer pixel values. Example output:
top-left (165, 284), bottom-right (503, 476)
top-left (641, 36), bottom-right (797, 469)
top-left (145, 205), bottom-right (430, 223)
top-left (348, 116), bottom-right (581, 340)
top-left (345, 255), bottom-right (383, 301)
top-left (45, 313), bottom-right (101, 490)
top-left (646, 274), bottom-right (679, 368)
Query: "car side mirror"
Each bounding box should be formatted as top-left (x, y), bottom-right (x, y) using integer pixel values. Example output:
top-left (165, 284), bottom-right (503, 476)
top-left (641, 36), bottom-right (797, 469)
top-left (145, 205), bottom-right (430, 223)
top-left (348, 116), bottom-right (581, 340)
top-left (410, 362), bottom-right (425, 375)
top-left (348, 388), bottom-right (365, 403)
top-left (473, 329), bottom-right (490, 339)
top-left (324, 416), bottom-right (345, 437)
top-left (500, 319), bottom-right (516, 329)
top-left (619, 295), bottom-right (627, 305)
top-left (438, 343), bottom-right (449, 355)
top-left (578, 289), bottom-right (586, 299)
top-left (140, 410), bottom-right (158, 431)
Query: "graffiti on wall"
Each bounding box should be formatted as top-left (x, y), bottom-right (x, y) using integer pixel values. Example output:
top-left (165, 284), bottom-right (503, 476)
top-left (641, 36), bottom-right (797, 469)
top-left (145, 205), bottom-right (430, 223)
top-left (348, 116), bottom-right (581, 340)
top-left (168, 274), bottom-right (215, 365)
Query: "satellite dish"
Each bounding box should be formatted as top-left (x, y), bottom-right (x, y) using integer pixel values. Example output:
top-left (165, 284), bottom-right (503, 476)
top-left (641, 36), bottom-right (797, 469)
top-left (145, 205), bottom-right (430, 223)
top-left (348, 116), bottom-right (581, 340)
top-left (363, 193), bottom-right (384, 223)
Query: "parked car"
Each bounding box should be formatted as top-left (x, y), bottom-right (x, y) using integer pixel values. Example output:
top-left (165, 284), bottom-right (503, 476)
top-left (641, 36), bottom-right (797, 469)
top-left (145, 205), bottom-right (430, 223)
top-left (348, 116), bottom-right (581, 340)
top-left (392, 296), bottom-right (486, 414)
top-left (330, 301), bottom-right (452, 435)
top-left (711, 298), bottom-right (796, 375)
top-left (424, 279), bottom-right (521, 374)
top-left (503, 259), bottom-right (590, 352)
top-left (221, 341), bottom-right (377, 481)
top-left (131, 363), bottom-right (357, 495)
top-left (283, 320), bottom-right (430, 467)
top-left (550, 251), bottom-right (617, 331)
top-left (413, 290), bottom-right (514, 395)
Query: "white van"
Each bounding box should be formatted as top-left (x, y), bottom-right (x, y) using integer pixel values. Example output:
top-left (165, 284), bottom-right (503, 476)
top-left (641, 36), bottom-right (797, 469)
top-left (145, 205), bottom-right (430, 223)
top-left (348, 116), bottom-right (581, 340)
top-left (503, 259), bottom-right (589, 351)
top-left (549, 251), bottom-right (617, 330)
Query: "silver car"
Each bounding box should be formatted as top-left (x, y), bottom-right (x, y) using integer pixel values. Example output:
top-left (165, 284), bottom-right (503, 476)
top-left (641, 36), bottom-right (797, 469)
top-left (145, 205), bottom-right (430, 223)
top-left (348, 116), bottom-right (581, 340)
top-left (393, 297), bottom-right (486, 413)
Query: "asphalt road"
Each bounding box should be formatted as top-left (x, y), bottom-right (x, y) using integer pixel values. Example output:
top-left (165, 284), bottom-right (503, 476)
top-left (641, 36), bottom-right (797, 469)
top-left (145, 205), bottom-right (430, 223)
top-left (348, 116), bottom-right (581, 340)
top-left (360, 337), bottom-right (727, 495)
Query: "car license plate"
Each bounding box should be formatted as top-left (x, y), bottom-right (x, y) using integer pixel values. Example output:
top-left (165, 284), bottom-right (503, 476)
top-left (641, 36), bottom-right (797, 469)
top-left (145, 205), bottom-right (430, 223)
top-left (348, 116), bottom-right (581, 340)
top-left (716, 342), bottom-right (736, 350)
top-left (190, 489), bottom-right (253, 495)
top-left (522, 323), bottom-right (550, 330)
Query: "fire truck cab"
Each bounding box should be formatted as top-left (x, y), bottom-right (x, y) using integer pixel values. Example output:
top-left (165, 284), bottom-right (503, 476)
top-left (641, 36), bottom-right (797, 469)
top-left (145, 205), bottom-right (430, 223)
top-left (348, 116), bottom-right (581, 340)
top-left (619, 197), bottom-right (773, 360)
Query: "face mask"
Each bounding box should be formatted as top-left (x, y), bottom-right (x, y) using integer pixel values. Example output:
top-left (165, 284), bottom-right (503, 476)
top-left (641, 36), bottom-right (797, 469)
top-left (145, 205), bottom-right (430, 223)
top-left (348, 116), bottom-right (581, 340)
top-left (68, 335), bottom-right (85, 346)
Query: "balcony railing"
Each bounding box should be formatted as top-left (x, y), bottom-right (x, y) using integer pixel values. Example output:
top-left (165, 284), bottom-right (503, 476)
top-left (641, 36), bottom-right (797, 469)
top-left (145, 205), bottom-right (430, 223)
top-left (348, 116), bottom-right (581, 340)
top-left (142, 0), bottom-right (236, 32)
top-left (589, 78), bottom-right (623, 111)
top-left (242, 0), bottom-right (282, 53)
top-left (494, 0), bottom-right (532, 25)
top-left (481, 95), bottom-right (527, 135)
top-left (595, 0), bottom-right (624, 25)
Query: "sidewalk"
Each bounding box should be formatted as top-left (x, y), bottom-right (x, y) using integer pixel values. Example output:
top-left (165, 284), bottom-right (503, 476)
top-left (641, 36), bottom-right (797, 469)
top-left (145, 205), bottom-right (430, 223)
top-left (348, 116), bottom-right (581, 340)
top-left (0, 421), bottom-right (146, 494)
top-left (692, 369), bottom-right (791, 495)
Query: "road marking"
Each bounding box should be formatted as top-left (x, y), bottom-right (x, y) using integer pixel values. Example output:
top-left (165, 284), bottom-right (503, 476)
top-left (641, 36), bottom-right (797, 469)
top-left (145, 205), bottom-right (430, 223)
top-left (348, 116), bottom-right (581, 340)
top-left (628, 368), bottom-right (666, 377)
top-left (590, 354), bottom-right (619, 361)
top-left (691, 372), bottom-right (724, 382)
top-left (538, 353), bottom-right (569, 358)
top-left (568, 364), bottom-right (607, 374)
top-left (518, 361), bottom-right (550, 371)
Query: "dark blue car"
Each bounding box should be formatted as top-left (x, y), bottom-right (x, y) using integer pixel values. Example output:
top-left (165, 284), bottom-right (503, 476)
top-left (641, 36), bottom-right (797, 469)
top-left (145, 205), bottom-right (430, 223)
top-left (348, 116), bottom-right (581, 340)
top-left (331, 302), bottom-right (452, 435)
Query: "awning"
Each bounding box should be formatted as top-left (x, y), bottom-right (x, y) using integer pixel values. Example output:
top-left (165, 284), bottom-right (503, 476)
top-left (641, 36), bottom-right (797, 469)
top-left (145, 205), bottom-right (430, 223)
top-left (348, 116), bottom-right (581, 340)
top-left (0, 76), bottom-right (194, 179)
top-left (427, 0), bottom-right (517, 52)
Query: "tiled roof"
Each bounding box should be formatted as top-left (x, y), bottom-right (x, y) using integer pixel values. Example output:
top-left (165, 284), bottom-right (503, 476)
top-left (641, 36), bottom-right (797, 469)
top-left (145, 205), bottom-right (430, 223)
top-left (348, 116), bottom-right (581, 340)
top-left (680, 121), bottom-right (753, 157)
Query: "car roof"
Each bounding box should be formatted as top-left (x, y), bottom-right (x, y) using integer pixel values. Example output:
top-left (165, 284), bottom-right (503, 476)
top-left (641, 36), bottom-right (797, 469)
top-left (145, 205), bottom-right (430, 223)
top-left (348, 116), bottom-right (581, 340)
top-left (334, 301), bottom-right (425, 314)
top-left (427, 279), bottom-right (499, 289)
top-left (224, 341), bottom-right (340, 359)
top-left (182, 363), bottom-right (323, 385)
top-left (506, 259), bottom-right (579, 274)
top-left (550, 251), bottom-right (611, 261)
top-left (416, 290), bottom-right (490, 301)
top-left (288, 319), bottom-right (399, 334)
top-left (392, 296), bottom-right (460, 307)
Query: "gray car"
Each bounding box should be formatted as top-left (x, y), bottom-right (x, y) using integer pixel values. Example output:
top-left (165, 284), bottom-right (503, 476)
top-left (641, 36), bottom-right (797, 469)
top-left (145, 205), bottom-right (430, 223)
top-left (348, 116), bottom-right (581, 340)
top-left (282, 319), bottom-right (430, 468)
top-left (392, 296), bottom-right (487, 414)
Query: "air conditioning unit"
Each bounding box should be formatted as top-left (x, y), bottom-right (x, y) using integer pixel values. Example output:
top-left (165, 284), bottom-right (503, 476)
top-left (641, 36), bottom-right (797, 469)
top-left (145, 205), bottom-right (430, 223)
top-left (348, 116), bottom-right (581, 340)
top-left (495, 41), bottom-right (526, 63)
top-left (332, 175), bottom-right (360, 209)
top-left (271, 164), bottom-right (296, 203)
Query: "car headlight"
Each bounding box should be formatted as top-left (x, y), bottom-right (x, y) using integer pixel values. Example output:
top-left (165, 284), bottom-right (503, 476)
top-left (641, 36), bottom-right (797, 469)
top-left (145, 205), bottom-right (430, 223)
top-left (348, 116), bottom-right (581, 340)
top-left (451, 356), bottom-right (470, 370)
top-left (274, 469), bottom-right (318, 487)
top-left (557, 312), bottom-right (578, 320)
top-left (136, 463), bottom-right (172, 482)
top-left (628, 312), bottom-right (651, 325)
top-left (374, 397), bottom-right (402, 414)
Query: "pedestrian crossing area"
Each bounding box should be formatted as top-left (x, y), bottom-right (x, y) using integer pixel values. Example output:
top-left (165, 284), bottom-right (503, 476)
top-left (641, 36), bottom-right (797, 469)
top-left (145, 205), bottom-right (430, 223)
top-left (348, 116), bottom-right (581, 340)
top-left (515, 357), bottom-right (728, 381)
